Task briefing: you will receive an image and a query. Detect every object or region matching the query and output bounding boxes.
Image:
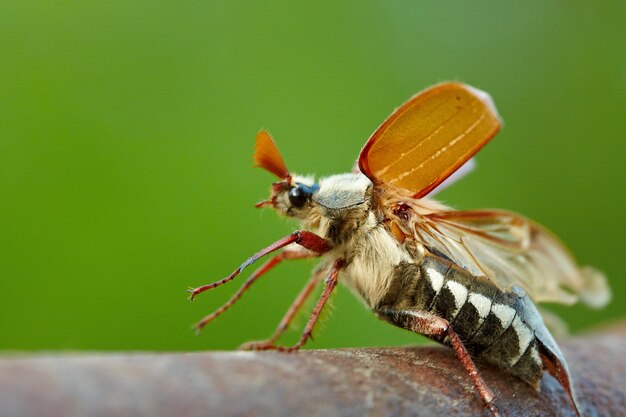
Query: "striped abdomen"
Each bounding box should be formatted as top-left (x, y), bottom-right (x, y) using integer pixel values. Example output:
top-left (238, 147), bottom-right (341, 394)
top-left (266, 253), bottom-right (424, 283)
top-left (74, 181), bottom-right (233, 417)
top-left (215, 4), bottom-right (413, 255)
top-left (378, 255), bottom-right (544, 386)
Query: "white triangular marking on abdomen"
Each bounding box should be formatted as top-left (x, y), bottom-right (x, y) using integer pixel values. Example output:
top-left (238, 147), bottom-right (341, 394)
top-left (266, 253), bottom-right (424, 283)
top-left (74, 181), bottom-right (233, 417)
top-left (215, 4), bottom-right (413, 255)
top-left (510, 316), bottom-right (534, 366)
top-left (427, 268), bottom-right (445, 293)
top-left (446, 280), bottom-right (468, 317)
top-left (468, 293), bottom-right (491, 319)
top-left (491, 303), bottom-right (515, 328)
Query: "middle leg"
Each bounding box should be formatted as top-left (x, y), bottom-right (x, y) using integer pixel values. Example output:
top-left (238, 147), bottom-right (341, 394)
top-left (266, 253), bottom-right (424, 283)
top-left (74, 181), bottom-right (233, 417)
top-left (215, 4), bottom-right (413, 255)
top-left (240, 261), bottom-right (329, 350)
top-left (247, 259), bottom-right (343, 352)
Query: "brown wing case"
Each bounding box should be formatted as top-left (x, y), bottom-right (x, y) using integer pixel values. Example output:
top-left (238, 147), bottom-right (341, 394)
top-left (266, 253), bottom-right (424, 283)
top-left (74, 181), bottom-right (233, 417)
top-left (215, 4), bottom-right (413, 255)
top-left (358, 82), bottom-right (501, 198)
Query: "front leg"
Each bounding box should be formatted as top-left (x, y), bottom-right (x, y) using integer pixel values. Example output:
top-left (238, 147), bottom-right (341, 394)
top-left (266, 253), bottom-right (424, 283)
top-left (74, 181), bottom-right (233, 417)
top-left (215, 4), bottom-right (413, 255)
top-left (377, 307), bottom-right (500, 417)
top-left (193, 248), bottom-right (319, 333)
top-left (189, 230), bottom-right (331, 300)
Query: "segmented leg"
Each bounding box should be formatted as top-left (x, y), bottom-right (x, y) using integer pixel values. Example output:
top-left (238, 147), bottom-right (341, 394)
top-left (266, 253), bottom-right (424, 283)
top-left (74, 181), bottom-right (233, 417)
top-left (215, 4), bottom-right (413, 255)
top-left (377, 308), bottom-right (500, 417)
top-left (248, 259), bottom-right (343, 352)
top-left (240, 261), bottom-right (328, 350)
top-left (193, 249), bottom-right (319, 333)
top-left (188, 230), bottom-right (330, 300)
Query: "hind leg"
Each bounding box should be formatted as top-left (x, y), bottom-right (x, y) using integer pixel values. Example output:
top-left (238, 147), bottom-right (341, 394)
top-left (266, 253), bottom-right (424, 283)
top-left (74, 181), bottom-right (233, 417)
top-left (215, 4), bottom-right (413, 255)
top-left (377, 307), bottom-right (500, 417)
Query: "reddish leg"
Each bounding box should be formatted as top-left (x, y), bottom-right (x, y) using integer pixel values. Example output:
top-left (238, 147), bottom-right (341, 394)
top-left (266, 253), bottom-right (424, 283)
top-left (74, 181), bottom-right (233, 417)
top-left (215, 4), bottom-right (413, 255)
top-left (249, 259), bottom-right (343, 352)
top-left (188, 230), bottom-right (330, 300)
top-left (239, 262), bottom-right (327, 350)
top-left (193, 249), bottom-right (318, 333)
top-left (377, 308), bottom-right (500, 417)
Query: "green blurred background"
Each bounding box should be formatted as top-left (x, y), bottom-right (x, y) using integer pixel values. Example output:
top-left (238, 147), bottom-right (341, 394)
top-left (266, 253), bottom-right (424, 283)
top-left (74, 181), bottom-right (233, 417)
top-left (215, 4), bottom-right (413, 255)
top-left (1, 2), bottom-right (624, 351)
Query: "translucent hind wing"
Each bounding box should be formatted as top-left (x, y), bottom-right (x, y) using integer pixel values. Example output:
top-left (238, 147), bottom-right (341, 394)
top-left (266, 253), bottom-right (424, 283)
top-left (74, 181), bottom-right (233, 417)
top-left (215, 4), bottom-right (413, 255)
top-left (410, 207), bottom-right (610, 307)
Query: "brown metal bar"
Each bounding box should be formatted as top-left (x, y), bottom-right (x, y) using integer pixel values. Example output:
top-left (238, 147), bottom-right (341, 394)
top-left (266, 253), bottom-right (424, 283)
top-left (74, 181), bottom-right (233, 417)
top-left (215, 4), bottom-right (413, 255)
top-left (0, 323), bottom-right (624, 417)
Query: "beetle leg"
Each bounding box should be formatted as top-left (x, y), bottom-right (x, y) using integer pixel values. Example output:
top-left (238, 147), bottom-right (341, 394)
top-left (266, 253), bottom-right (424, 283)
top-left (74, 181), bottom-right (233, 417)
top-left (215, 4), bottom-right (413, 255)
top-left (377, 308), bottom-right (500, 417)
top-left (240, 261), bottom-right (328, 351)
top-left (188, 230), bottom-right (331, 300)
top-left (247, 259), bottom-right (343, 352)
top-left (193, 249), bottom-right (319, 333)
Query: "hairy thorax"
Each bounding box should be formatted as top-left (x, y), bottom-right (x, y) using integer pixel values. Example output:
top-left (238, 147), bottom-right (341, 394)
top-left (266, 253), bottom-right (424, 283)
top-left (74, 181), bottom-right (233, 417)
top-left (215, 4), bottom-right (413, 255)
top-left (336, 210), bottom-right (414, 308)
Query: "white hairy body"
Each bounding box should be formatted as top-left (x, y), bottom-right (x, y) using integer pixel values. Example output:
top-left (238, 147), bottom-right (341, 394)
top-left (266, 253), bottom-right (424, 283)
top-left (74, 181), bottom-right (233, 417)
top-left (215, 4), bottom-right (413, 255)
top-left (340, 212), bottom-right (412, 307)
top-left (287, 173), bottom-right (418, 307)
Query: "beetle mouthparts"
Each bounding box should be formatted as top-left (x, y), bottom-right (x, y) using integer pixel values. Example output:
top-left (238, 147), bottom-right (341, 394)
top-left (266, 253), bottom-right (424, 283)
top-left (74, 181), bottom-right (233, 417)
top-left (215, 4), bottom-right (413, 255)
top-left (255, 199), bottom-right (273, 208)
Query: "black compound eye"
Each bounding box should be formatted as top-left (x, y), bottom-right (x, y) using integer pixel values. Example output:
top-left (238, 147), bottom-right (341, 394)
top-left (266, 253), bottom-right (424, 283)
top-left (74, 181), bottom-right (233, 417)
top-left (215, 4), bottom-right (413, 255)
top-left (288, 185), bottom-right (310, 208)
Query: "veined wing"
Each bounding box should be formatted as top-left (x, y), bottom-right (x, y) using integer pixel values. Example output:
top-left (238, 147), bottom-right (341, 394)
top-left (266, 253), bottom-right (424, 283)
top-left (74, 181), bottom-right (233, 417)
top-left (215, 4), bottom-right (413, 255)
top-left (410, 207), bottom-right (610, 307)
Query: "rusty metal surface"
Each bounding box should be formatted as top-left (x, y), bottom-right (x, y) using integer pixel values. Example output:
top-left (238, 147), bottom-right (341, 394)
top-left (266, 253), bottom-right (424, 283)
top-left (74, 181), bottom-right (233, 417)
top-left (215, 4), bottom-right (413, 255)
top-left (1, 325), bottom-right (625, 417)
